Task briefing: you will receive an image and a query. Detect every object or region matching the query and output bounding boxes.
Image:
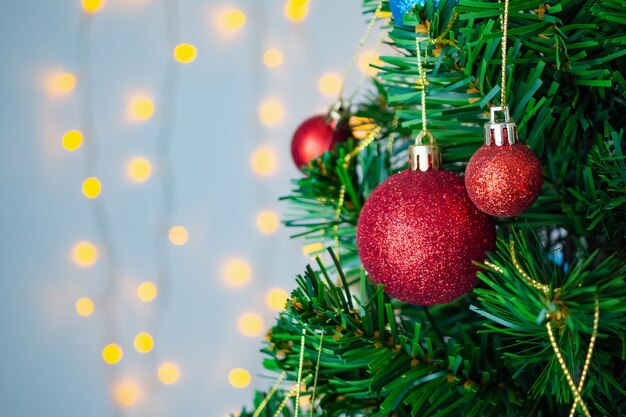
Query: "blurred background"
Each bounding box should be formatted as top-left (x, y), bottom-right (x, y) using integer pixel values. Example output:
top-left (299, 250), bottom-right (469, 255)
top-left (0, 0), bottom-right (380, 416)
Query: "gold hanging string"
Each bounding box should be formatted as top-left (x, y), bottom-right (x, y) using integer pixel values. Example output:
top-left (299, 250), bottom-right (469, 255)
top-left (333, 126), bottom-right (383, 257)
top-left (337, 0), bottom-right (384, 101)
top-left (266, 329), bottom-right (324, 417)
top-left (499, 0), bottom-right (510, 106)
top-left (488, 241), bottom-right (599, 416)
top-left (348, 29), bottom-right (388, 103)
top-left (293, 328), bottom-right (307, 417)
top-left (415, 36), bottom-right (429, 134)
top-left (568, 297), bottom-right (600, 417)
top-left (509, 241), bottom-right (552, 294)
top-left (251, 371), bottom-right (287, 417)
top-left (387, 113), bottom-right (400, 155)
top-left (309, 331), bottom-right (324, 417)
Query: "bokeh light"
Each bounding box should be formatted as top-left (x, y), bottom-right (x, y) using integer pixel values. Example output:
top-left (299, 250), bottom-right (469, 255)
top-left (215, 8), bottom-right (246, 34)
top-left (82, 0), bottom-right (104, 13)
top-left (284, 0), bottom-right (309, 21)
top-left (62, 130), bottom-right (83, 151)
top-left (127, 157), bottom-right (152, 183)
top-left (263, 48), bottom-right (283, 68)
top-left (72, 241), bottom-right (98, 267)
top-left (168, 225), bottom-right (189, 246)
top-left (102, 343), bottom-right (123, 365)
top-left (358, 50), bottom-right (382, 77)
top-left (75, 297), bottom-right (95, 317)
top-left (256, 210), bottom-right (279, 235)
top-left (250, 146), bottom-right (278, 177)
top-left (128, 96), bottom-right (155, 121)
top-left (158, 362), bottom-right (181, 385)
top-left (228, 368), bottom-right (252, 388)
top-left (46, 72), bottom-right (76, 95)
top-left (238, 313), bottom-right (264, 337)
top-left (266, 288), bottom-right (289, 311)
top-left (82, 177), bottom-right (102, 199)
top-left (113, 379), bottom-right (141, 407)
top-left (134, 332), bottom-right (154, 354)
top-left (222, 258), bottom-right (251, 287)
top-left (173, 43), bottom-right (197, 63)
top-left (318, 72), bottom-right (342, 97)
top-left (136, 281), bottom-right (158, 302)
top-left (258, 99), bottom-right (284, 126)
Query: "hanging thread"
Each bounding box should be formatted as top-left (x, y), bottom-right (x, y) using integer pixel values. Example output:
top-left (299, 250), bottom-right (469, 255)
top-left (489, 241), bottom-right (599, 416)
top-left (500, 0), bottom-right (510, 107)
top-left (337, 0), bottom-right (384, 101)
top-left (308, 332), bottom-right (324, 416)
top-left (415, 36), bottom-right (429, 135)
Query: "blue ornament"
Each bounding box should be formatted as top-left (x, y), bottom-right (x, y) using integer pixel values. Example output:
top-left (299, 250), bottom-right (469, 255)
top-left (389, 0), bottom-right (425, 25)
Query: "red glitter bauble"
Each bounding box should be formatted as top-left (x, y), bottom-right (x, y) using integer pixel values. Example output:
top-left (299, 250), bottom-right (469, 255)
top-left (465, 143), bottom-right (543, 217)
top-left (356, 169), bottom-right (496, 305)
top-left (291, 115), bottom-right (349, 170)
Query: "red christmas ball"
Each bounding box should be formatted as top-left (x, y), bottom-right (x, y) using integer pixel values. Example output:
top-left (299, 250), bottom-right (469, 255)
top-left (356, 169), bottom-right (496, 305)
top-left (465, 143), bottom-right (543, 217)
top-left (291, 114), bottom-right (349, 169)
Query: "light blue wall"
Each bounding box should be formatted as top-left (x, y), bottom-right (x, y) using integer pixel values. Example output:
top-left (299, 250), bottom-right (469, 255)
top-left (0, 0), bottom-right (371, 416)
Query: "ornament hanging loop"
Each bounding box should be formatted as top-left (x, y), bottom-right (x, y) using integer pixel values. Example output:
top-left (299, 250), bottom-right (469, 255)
top-left (485, 106), bottom-right (518, 146)
top-left (410, 131), bottom-right (441, 172)
top-left (327, 98), bottom-right (351, 130)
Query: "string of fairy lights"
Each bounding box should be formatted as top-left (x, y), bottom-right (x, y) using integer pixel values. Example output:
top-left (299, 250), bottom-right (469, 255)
top-left (45, 0), bottom-right (383, 416)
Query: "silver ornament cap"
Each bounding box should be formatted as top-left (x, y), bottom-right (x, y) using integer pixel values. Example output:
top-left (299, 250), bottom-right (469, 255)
top-left (327, 99), bottom-right (351, 127)
top-left (409, 131), bottom-right (441, 172)
top-left (484, 106), bottom-right (518, 146)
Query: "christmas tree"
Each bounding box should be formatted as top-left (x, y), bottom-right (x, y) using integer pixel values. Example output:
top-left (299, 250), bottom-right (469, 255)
top-left (235, 0), bottom-right (626, 415)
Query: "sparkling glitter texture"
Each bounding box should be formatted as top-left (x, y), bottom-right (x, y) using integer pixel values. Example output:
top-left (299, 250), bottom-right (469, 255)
top-left (291, 115), bottom-right (349, 170)
top-left (356, 169), bottom-right (496, 305)
top-left (465, 143), bottom-right (543, 217)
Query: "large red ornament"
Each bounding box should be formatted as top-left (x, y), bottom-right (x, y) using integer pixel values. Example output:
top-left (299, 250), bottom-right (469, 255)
top-left (465, 107), bottom-right (543, 217)
top-left (291, 112), bottom-right (350, 170)
top-left (356, 138), bottom-right (496, 305)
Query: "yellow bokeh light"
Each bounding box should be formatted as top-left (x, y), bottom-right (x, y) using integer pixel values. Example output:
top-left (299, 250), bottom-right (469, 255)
top-left (238, 313), bottom-right (264, 337)
top-left (168, 225), bottom-right (189, 246)
top-left (102, 343), bottom-right (123, 365)
top-left (47, 72), bottom-right (76, 95)
top-left (222, 258), bottom-right (252, 288)
top-left (127, 157), bottom-right (152, 183)
top-left (318, 72), bottom-right (342, 97)
top-left (72, 241), bottom-right (98, 267)
top-left (75, 297), bottom-right (95, 317)
top-left (266, 288), bottom-right (289, 311)
top-left (250, 146), bottom-right (278, 177)
top-left (62, 130), bottom-right (83, 151)
top-left (137, 281), bottom-right (158, 302)
top-left (82, 177), bottom-right (102, 199)
top-left (263, 49), bottom-right (283, 68)
top-left (358, 50), bottom-right (382, 77)
top-left (158, 362), bottom-right (181, 385)
top-left (128, 96), bottom-right (155, 121)
top-left (258, 100), bottom-right (284, 126)
top-left (256, 210), bottom-right (279, 235)
top-left (173, 43), bottom-right (197, 63)
top-left (284, 1), bottom-right (309, 21)
top-left (113, 379), bottom-right (141, 407)
top-left (216, 9), bottom-right (246, 34)
top-left (134, 332), bottom-right (154, 354)
top-left (302, 242), bottom-right (324, 256)
top-left (82, 0), bottom-right (104, 13)
top-left (228, 368), bottom-right (252, 388)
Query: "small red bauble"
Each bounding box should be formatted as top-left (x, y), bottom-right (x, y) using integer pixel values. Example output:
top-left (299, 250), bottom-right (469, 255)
top-left (356, 169), bottom-right (496, 305)
top-left (465, 143), bottom-right (543, 217)
top-left (290, 114), bottom-right (350, 170)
